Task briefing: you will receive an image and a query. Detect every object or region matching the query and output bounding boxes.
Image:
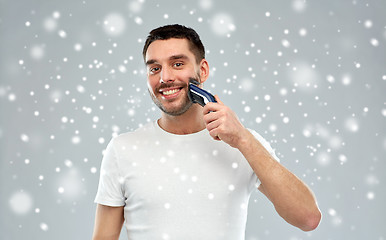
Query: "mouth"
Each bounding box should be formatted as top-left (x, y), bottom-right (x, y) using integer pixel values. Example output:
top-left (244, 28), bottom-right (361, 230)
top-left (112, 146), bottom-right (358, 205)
top-left (161, 88), bottom-right (182, 96)
top-left (159, 87), bottom-right (184, 98)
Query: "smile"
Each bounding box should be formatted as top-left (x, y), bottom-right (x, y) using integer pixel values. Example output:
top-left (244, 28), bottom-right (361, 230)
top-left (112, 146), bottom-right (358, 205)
top-left (163, 88), bottom-right (181, 96)
top-left (159, 87), bottom-right (184, 97)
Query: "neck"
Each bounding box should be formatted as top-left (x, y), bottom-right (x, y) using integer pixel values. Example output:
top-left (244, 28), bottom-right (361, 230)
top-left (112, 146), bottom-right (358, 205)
top-left (158, 104), bottom-right (206, 135)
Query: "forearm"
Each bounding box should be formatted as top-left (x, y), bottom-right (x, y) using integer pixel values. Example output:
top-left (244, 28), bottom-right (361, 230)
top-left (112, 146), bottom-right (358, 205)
top-left (92, 233), bottom-right (121, 240)
top-left (237, 131), bottom-right (321, 231)
top-left (202, 99), bottom-right (321, 230)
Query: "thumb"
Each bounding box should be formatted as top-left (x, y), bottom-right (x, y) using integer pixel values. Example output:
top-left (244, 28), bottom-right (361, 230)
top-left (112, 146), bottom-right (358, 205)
top-left (214, 95), bottom-right (224, 105)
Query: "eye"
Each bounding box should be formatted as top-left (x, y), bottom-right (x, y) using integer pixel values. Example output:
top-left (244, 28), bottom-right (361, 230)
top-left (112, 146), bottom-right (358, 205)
top-left (149, 67), bottom-right (160, 74)
top-left (173, 62), bottom-right (183, 68)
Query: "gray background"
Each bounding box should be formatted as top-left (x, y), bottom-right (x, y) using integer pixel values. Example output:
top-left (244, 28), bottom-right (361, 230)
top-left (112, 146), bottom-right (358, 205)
top-left (1, 0), bottom-right (385, 239)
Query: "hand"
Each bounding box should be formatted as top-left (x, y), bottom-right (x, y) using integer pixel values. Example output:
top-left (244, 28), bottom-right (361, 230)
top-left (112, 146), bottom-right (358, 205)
top-left (203, 95), bottom-right (250, 149)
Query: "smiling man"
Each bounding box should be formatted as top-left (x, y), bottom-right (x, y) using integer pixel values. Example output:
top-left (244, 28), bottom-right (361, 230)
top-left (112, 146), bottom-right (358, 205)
top-left (92, 24), bottom-right (321, 240)
top-left (146, 40), bottom-right (199, 117)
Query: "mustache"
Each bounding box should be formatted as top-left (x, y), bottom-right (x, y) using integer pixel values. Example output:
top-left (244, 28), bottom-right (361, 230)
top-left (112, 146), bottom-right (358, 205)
top-left (156, 82), bottom-right (188, 91)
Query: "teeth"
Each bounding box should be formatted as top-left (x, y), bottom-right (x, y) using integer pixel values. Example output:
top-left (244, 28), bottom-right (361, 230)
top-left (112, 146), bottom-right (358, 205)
top-left (163, 89), bottom-right (180, 96)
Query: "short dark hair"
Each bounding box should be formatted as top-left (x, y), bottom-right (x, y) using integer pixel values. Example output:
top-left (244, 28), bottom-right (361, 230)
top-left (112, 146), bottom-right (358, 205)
top-left (142, 24), bottom-right (205, 64)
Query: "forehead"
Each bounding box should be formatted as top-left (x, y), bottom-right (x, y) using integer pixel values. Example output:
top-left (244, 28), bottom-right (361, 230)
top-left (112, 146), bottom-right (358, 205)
top-left (145, 38), bottom-right (194, 62)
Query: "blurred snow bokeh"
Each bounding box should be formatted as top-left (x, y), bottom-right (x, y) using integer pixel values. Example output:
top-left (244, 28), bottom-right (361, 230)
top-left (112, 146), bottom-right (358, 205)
top-left (210, 13), bottom-right (236, 36)
top-left (9, 191), bottom-right (33, 215)
top-left (288, 61), bottom-right (320, 92)
top-left (1, 0), bottom-right (385, 240)
top-left (103, 13), bottom-right (126, 36)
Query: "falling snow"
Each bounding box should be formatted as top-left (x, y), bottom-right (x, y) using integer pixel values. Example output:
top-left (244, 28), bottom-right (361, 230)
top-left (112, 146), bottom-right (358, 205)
top-left (9, 191), bottom-right (33, 215)
top-left (103, 13), bottom-right (126, 36)
top-left (1, 1), bottom-right (385, 240)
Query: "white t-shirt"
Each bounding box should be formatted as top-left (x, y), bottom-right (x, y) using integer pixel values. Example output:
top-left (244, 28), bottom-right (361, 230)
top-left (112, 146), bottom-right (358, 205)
top-left (95, 120), bottom-right (279, 240)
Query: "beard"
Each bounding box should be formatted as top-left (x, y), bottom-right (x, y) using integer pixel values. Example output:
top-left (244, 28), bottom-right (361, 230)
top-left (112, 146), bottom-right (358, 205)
top-left (148, 87), bottom-right (193, 116)
top-left (148, 75), bottom-right (201, 116)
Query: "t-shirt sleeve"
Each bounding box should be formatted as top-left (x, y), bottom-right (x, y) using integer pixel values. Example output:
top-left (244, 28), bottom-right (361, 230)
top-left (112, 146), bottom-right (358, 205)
top-left (94, 138), bottom-right (126, 207)
top-left (248, 129), bottom-right (281, 188)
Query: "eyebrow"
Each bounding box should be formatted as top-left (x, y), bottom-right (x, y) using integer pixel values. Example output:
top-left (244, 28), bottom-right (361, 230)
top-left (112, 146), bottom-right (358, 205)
top-left (145, 54), bottom-right (189, 66)
top-left (169, 54), bottom-right (188, 61)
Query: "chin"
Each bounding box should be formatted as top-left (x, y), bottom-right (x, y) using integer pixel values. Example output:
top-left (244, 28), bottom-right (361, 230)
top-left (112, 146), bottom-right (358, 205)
top-left (149, 89), bottom-right (193, 116)
top-left (160, 98), bottom-right (193, 116)
top-left (162, 102), bottom-right (193, 116)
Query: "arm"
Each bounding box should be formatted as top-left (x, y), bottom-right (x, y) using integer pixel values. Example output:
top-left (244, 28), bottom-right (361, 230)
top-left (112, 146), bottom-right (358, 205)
top-left (92, 204), bottom-right (124, 240)
top-left (203, 95), bottom-right (321, 231)
top-left (238, 130), bottom-right (321, 231)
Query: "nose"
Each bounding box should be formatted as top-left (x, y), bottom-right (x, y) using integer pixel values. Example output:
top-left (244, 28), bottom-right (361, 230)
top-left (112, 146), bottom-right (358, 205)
top-left (160, 67), bottom-right (174, 84)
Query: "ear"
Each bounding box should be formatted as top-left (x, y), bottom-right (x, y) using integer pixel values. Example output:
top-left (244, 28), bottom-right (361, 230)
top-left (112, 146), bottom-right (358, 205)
top-left (198, 59), bottom-right (209, 84)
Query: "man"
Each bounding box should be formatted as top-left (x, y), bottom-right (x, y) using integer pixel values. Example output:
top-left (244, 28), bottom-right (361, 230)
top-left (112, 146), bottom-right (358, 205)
top-left (92, 24), bottom-right (321, 240)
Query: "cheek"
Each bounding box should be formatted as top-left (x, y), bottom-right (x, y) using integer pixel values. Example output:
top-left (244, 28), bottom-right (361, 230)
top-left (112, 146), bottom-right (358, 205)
top-left (180, 71), bottom-right (196, 83)
top-left (147, 80), bottom-right (156, 92)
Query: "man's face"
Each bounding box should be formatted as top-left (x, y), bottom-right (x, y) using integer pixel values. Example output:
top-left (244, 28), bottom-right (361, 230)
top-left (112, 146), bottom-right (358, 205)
top-left (145, 38), bottom-right (203, 116)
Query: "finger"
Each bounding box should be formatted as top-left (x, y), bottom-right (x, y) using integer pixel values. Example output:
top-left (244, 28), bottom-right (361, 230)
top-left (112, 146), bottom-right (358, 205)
top-left (206, 118), bottom-right (221, 131)
top-left (214, 95), bottom-right (224, 105)
top-left (203, 95), bottom-right (223, 114)
top-left (203, 111), bottom-right (219, 124)
top-left (203, 102), bottom-right (221, 115)
top-left (209, 128), bottom-right (222, 141)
